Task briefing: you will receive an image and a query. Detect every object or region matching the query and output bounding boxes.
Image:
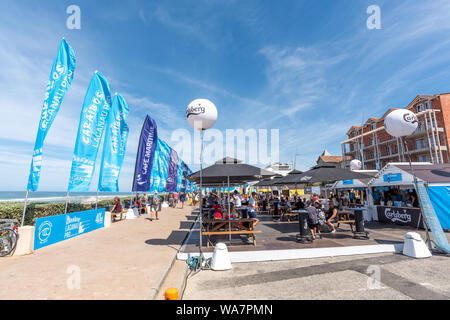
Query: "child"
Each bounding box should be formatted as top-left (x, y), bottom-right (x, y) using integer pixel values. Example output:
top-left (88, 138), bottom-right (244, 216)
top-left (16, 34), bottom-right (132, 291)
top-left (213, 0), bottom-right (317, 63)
top-left (212, 201), bottom-right (222, 219)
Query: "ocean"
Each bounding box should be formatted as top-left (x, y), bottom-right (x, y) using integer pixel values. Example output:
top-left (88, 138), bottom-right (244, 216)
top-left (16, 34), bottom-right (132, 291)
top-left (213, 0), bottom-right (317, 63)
top-left (0, 191), bottom-right (135, 203)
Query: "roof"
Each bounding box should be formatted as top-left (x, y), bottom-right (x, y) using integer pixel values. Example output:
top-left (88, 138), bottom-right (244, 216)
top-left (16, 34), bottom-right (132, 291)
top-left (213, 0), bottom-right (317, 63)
top-left (395, 163), bottom-right (450, 184)
top-left (367, 162), bottom-right (450, 186)
top-left (317, 155), bottom-right (350, 163)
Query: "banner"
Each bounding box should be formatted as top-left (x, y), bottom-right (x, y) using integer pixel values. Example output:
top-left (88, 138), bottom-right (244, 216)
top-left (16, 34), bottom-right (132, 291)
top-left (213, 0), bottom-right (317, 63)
top-left (376, 206), bottom-right (423, 229)
top-left (132, 115), bottom-right (158, 192)
top-left (415, 182), bottom-right (450, 253)
top-left (98, 94), bottom-right (129, 192)
top-left (176, 160), bottom-right (185, 192)
top-left (68, 71), bottom-right (112, 191)
top-left (34, 208), bottom-right (105, 250)
top-left (27, 39), bottom-right (76, 191)
top-left (150, 138), bottom-right (171, 192)
top-left (165, 148), bottom-right (179, 192)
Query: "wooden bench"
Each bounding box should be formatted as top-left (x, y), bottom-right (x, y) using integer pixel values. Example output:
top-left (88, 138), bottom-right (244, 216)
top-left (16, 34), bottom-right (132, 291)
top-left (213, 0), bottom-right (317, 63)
top-left (336, 219), bottom-right (355, 232)
top-left (111, 210), bottom-right (127, 222)
top-left (202, 230), bottom-right (262, 247)
top-left (282, 212), bottom-right (298, 222)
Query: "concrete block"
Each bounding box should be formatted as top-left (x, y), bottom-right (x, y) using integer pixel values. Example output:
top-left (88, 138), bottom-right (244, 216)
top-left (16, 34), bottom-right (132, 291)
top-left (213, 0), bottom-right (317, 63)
top-left (104, 211), bottom-right (112, 228)
top-left (14, 226), bottom-right (35, 256)
top-left (403, 232), bottom-right (432, 258)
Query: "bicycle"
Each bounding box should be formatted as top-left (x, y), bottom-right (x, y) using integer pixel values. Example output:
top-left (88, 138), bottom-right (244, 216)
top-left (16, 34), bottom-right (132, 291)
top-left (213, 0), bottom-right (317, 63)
top-left (0, 219), bottom-right (19, 257)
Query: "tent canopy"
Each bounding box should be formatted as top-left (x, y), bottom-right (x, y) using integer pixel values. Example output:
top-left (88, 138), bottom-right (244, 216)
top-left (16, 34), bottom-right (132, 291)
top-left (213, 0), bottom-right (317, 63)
top-left (188, 157), bottom-right (275, 186)
top-left (367, 162), bottom-right (449, 187)
top-left (332, 170), bottom-right (378, 189)
top-left (280, 164), bottom-right (373, 184)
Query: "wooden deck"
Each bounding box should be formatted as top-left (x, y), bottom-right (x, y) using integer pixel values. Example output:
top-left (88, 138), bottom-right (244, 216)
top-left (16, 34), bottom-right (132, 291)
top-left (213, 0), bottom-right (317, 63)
top-left (180, 214), bottom-right (426, 254)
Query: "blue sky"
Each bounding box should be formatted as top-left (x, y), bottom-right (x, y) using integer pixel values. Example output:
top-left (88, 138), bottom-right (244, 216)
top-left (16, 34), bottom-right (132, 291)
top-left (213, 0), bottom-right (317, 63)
top-left (2, 0), bottom-right (450, 191)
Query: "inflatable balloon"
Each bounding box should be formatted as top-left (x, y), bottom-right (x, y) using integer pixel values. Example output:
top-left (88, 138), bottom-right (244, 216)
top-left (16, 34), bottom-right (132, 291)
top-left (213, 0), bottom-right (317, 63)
top-left (186, 99), bottom-right (218, 130)
top-left (384, 109), bottom-right (418, 137)
top-left (349, 159), bottom-right (362, 170)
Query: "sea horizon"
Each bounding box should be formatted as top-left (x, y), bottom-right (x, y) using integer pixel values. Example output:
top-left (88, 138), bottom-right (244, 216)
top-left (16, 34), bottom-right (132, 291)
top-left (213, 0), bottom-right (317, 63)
top-left (0, 191), bottom-right (136, 203)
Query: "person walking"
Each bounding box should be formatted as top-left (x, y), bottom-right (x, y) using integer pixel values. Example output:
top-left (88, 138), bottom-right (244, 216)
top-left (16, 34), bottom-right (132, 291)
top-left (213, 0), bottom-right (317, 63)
top-left (152, 195), bottom-right (162, 220)
top-left (179, 193), bottom-right (186, 209)
top-left (306, 202), bottom-right (320, 240)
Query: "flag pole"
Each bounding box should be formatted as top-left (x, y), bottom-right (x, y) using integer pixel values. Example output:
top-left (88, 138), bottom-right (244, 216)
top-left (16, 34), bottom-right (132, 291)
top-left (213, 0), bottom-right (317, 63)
top-left (21, 190), bottom-right (29, 227)
top-left (96, 189), bottom-right (99, 209)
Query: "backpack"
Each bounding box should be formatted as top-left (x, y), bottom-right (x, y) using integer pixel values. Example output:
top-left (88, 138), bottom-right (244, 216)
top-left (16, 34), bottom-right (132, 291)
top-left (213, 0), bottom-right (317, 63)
top-left (317, 209), bottom-right (326, 226)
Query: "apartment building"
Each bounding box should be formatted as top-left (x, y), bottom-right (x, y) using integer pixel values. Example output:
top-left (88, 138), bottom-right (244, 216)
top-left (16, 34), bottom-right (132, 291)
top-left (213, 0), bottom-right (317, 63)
top-left (341, 93), bottom-right (450, 170)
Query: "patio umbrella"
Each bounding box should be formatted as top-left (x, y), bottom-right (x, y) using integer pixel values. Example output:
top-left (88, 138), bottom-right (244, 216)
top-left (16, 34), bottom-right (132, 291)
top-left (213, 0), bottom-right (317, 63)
top-left (188, 157), bottom-right (275, 244)
top-left (285, 164), bottom-right (373, 184)
top-left (188, 157), bottom-right (275, 185)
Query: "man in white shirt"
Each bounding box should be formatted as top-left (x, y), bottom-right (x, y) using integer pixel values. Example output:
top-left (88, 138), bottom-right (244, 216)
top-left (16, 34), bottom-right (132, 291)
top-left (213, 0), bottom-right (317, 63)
top-left (233, 190), bottom-right (242, 208)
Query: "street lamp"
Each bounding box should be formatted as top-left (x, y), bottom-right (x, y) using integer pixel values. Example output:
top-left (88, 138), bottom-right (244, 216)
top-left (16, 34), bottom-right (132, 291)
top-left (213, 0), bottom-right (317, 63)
top-left (186, 98), bottom-right (218, 271)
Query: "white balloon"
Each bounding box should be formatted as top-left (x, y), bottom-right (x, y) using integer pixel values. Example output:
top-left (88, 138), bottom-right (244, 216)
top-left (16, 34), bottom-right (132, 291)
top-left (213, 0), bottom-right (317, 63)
top-left (384, 109), bottom-right (418, 137)
top-left (349, 159), bottom-right (362, 170)
top-left (186, 98), bottom-right (218, 130)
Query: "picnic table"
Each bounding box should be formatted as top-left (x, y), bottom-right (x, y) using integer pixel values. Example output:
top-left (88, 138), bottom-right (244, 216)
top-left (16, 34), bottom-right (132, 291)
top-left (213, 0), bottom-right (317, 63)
top-left (202, 218), bottom-right (261, 247)
top-left (336, 210), bottom-right (355, 232)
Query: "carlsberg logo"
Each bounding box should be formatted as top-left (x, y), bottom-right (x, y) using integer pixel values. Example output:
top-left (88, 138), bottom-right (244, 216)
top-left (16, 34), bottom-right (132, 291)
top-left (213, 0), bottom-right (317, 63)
top-left (186, 105), bottom-right (205, 118)
top-left (403, 113), bottom-right (418, 124)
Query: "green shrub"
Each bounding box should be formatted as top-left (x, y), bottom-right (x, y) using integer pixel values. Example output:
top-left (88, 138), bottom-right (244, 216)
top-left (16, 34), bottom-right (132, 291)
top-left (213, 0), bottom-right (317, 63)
top-left (0, 196), bottom-right (134, 226)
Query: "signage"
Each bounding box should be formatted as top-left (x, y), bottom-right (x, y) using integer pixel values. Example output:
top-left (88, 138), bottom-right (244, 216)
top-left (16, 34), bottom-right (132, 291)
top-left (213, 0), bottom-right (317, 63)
top-left (415, 181), bottom-right (450, 253)
top-left (343, 180), bottom-right (354, 185)
top-left (376, 206), bottom-right (423, 228)
top-left (34, 208), bottom-right (105, 250)
top-left (383, 173), bottom-right (402, 183)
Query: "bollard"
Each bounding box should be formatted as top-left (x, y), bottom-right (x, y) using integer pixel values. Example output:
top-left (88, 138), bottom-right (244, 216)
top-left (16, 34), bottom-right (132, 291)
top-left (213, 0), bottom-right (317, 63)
top-left (296, 210), bottom-right (312, 243)
top-left (165, 288), bottom-right (178, 300)
top-left (353, 209), bottom-right (369, 239)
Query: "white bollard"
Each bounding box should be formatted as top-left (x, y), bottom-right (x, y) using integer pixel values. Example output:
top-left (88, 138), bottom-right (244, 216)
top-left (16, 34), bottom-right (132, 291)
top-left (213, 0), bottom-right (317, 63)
top-left (211, 242), bottom-right (232, 271)
top-left (104, 211), bottom-right (112, 228)
top-left (403, 232), bottom-right (432, 258)
top-left (126, 208), bottom-right (137, 219)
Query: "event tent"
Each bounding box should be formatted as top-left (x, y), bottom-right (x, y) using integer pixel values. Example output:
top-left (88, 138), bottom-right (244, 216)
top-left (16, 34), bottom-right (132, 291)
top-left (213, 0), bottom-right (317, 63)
top-left (367, 162), bottom-right (450, 229)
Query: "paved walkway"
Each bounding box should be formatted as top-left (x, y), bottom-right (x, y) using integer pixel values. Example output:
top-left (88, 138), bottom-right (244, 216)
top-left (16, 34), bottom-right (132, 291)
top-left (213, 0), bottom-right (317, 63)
top-left (183, 252), bottom-right (450, 300)
top-left (0, 205), bottom-right (196, 300)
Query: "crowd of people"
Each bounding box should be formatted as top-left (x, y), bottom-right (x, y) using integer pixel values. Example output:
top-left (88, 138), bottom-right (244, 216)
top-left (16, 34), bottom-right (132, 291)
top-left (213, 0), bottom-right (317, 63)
top-left (109, 189), bottom-right (352, 240)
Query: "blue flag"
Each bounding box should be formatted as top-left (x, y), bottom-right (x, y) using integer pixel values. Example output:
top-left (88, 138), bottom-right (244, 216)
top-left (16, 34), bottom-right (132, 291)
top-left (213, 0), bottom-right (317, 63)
top-left (27, 39), bottom-right (76, 191)
top-left (176, 160), bottom-right (185, 192)
top-left (68, 71), bottom-right (112, 192)
top-left (165, 148), bottom-right (179, 192)
top-left (150, 138), bottom-right (171, 193)
top-left (132, 115), bottom-right (158, 192)
top-left (98, 94), bottom-right (129, 192)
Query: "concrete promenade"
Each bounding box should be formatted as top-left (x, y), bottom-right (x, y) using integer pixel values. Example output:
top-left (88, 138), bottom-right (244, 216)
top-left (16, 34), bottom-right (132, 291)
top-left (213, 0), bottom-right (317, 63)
top-left (0, 205), bottom-right (196, 300)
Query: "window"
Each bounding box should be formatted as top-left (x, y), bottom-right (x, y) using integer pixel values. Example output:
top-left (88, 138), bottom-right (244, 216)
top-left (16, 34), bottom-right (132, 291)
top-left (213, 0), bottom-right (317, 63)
top-left (415, 138), bottom-right (427, 150)
top-left (417, 104), bottom-right (425, 112)
top-left (417, 154), bottom-right (430, 162)
top-left (426, 101), bottom-right (432, 110)
top-left (386, 145), bottom-right (392, 155)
